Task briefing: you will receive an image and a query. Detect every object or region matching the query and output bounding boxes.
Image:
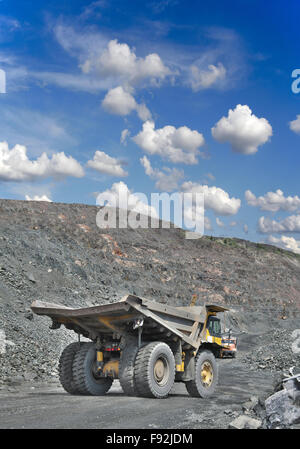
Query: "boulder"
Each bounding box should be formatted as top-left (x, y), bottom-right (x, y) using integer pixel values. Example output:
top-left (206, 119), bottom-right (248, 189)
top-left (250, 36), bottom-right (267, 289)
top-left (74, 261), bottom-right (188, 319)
top-left (265, 382), bottom-right (300, 428)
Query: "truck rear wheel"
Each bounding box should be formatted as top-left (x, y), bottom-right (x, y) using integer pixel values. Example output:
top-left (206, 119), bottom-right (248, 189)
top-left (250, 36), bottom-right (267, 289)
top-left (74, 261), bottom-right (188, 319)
top-left (72, 342), bottom-right (113, 395)
top-left (58, 342), bottom-right (85, 394)
top-left (119, 341), bottom-right (139, 396)
top-left (134, 342), bottom-right (175, 399)
top-left (185, 350), bottom-right (218, 398)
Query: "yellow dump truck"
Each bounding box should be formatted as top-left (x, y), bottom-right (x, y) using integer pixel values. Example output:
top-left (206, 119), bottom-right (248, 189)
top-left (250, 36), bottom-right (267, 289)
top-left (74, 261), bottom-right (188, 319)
top-left (31, 294), bottom-right (230, 399)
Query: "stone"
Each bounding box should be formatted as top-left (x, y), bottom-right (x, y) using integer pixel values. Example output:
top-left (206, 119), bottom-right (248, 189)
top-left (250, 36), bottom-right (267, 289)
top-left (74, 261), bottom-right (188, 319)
top-left (27, 273), bottom-right (36, 283)
top-left (229, 415), bottom-right (262, 429)
top-left (253, 397), bottom-right (267, 419)
top-left (6, 375), bottom-right (23, 386)
top-left (23, 371), bottom-right (37, 381)
top-left (24, 311), bottom-right (33, 320)
top-left (242, 396), bottom-right (259, 411)
top-left (265, 388), bottom-right (300, 428)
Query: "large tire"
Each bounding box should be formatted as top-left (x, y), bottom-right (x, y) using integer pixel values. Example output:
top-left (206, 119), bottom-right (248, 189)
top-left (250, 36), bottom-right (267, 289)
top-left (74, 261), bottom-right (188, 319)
top-left (72, 342), bottom-right (113, 395)
top-left (58, 342), bottom-right (85, 394)
top-left (119, 341), bottom-right (139, 396)
top-left (185, 350), bottom-right (218, 398)
top-left (134, 342), bottom-right (175, 399)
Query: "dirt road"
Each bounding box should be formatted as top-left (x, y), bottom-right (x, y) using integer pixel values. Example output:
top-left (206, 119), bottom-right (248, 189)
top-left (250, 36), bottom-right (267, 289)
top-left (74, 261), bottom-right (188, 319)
top-left (0, 355), bottom-right (274, 429)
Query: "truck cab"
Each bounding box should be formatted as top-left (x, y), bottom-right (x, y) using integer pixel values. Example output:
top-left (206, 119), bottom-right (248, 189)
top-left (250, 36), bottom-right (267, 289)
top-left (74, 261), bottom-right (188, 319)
top-left (204, 310), bottom-right (237, 358)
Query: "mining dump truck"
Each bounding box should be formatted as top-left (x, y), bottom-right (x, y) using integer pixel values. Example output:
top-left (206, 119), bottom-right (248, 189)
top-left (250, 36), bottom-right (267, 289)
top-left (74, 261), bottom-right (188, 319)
top-left (31, 295), bottom-right (229, 399)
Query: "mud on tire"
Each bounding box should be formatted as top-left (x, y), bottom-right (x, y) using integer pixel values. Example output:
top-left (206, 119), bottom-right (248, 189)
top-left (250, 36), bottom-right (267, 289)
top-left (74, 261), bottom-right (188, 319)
top-left (58, 342), bottom-right (85, 394)
top-left (134, 341), bottom-right (175, 399)
top-left (72, 342), bottom-right (113, 396)
top-left (185, 350), bottom-right (218, 398)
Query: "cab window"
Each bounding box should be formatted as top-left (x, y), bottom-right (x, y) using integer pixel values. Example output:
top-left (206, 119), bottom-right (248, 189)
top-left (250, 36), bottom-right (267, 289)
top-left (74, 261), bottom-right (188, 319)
top-left (207, 317), bottom-right (221, 336)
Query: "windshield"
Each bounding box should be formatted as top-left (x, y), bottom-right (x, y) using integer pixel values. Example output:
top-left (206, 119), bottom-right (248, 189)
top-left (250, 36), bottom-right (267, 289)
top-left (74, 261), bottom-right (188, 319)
top-left (207, 317), bottom-right (221, 336)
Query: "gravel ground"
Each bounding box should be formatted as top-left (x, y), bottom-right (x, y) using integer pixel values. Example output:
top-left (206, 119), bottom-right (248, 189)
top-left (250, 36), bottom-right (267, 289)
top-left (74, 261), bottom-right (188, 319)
top-left (241, 329), bottom-right (300, 373)
top-left (0, 338), bottom-right (277, 429)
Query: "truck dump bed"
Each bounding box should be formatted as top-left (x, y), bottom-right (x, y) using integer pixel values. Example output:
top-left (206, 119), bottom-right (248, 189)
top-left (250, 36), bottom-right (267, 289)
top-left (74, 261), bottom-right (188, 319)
top-left (31, 294), bottom-right (228, 350)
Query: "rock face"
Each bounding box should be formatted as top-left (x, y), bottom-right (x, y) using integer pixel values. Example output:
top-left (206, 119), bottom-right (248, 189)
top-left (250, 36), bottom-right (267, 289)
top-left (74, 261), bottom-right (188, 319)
top-left (0, 199), bottom-right (299, 383)
top-left (265, 375), bottom-right (300, 428)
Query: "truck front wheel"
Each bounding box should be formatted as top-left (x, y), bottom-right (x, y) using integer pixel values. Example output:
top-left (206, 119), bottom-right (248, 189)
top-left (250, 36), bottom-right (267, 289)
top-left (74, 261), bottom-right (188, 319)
top-left (185, 350), bottom-right (218, 398)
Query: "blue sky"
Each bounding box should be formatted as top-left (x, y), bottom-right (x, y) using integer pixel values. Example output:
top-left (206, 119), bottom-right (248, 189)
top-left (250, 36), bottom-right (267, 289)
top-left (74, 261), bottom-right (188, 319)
top-left (0, 0), bottom-right (300, 251)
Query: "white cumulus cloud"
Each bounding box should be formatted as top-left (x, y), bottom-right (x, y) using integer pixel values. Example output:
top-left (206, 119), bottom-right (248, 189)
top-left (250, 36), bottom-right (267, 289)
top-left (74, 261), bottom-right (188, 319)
top-left (216, 217), bottom-right (225, 227)
top-left (102, 86), bottom-right (151, 121)
top-left (245, 189), bottom-right (300, 212)
top-left (181, 182), bottom-right (241, 216)
top-left (267, 235), bottom-right (300, 254)
top-left (87, 150), bottom-right (128, 177)
top-left (120, 129), bottom-right (130, 145)
top-left (140, 155), bottom-right (184, 191)
top-left (258, 215), bottom-right (300, 233)
top-left (0, 141), bottom-right (84, 182)
top-left (84, 39), bottom-right (171, 86)
top-left (133, 121), bottom-right (205, 165)
top-left (189, 63), bottom-right (226, 91)
top-left (25, 194), bottom-right (52, 202)
top-left (289, 115), bottom-right (300, 134)
top-left (212, 104), bottom-right (272, 154)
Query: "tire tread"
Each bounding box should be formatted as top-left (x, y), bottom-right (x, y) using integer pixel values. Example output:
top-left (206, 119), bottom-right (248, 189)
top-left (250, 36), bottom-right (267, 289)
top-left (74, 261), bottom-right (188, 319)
top-left (72, 342), bottom-right (112, 395)
top-left (58, 342), bottom-right (84, 394)
top-left (119, 341), bottom-right (139, 396)
top-left (185, 349), bottom-right (218, 398)
top-left (134, 341), bottom-right (175, 399)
